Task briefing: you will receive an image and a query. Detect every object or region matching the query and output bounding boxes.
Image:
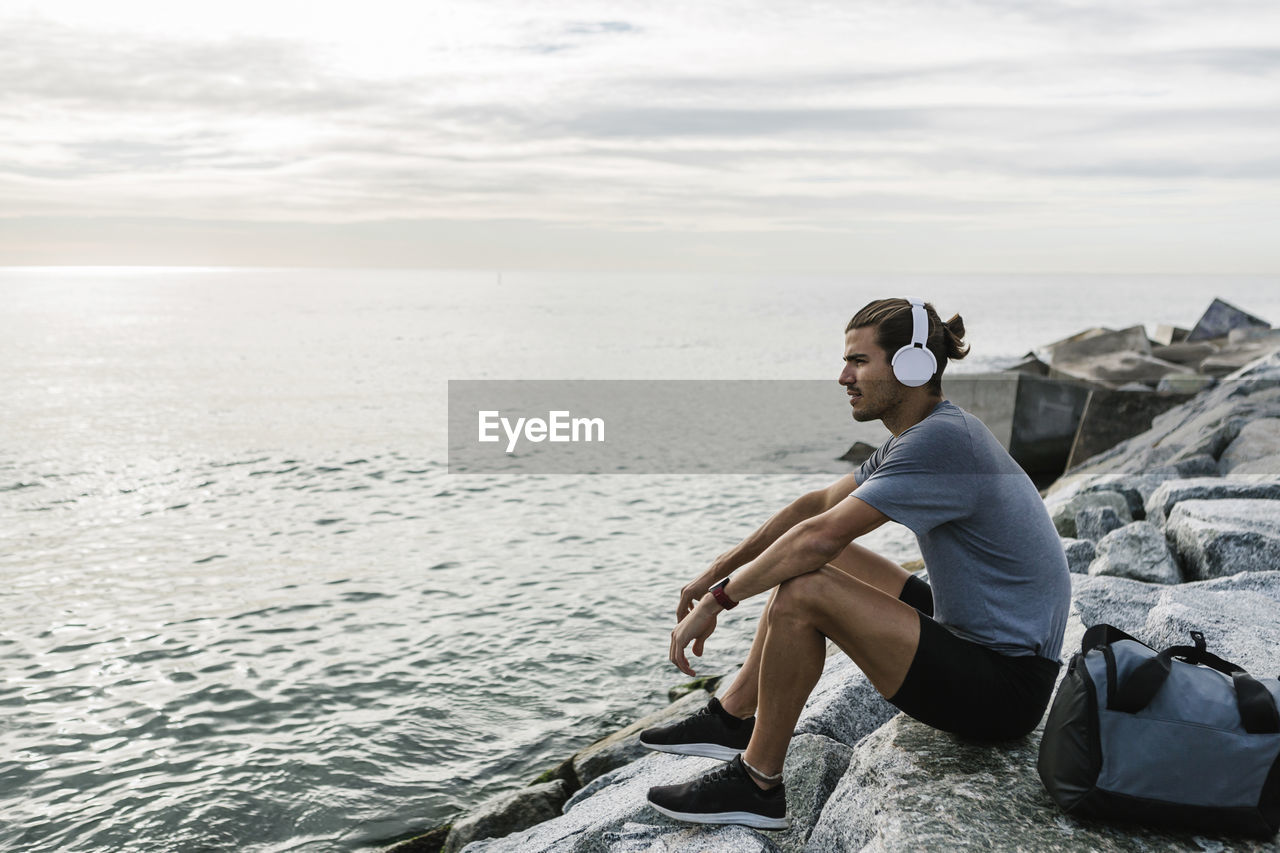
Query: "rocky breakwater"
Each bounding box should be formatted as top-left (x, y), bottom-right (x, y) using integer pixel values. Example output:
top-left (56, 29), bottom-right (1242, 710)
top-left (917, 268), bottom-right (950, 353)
top-left (385, 347), bottom-right (1280, 853)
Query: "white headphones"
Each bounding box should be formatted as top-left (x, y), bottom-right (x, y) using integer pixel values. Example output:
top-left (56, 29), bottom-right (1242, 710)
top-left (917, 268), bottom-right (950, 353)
top-left (890, 296), bottom-right (938, 387)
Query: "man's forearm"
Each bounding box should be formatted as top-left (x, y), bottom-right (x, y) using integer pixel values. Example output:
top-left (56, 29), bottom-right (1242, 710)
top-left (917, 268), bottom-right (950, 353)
top-left (708, 490), bottom-right (827, 579)
top-left (715, 519), bottom-right (841, 605)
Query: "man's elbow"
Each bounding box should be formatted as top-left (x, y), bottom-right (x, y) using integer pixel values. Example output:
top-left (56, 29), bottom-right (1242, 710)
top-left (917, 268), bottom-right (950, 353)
top-left (793, 518), bottom-right (849, 563)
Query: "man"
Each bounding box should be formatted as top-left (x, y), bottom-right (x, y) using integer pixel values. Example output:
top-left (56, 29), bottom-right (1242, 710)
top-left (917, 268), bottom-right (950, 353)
top-left (641, 297), bottom-right (1071, 830)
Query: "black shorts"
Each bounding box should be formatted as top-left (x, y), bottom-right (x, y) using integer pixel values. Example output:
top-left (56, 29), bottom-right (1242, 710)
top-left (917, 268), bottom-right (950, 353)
top-left (887, 574), bottom-right (1060, 741)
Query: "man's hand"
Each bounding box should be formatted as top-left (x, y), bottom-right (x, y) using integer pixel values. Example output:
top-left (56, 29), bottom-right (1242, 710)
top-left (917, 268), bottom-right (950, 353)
top-left (669, 598), bottom-right (719, 677)
top-left (677, 573), bottom-right (714, 622)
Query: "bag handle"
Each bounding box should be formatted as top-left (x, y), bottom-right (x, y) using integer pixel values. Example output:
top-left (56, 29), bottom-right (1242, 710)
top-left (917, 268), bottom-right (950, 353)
top-left (1082, 623), bottom-right (1149, 655)
top-left (1109, 630), bottom-right (1280, 734)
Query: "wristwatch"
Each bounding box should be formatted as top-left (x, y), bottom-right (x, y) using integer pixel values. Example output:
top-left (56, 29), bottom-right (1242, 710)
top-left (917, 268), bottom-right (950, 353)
top-left (709, 577), bottom-right (738, 610)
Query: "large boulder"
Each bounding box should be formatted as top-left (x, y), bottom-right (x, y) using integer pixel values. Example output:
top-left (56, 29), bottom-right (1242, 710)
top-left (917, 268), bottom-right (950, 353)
top-left (1048, 325), bottom-right (1151, 363)
top-left (1143, 476), bottom-right (1280, 524)
top-left (1150, 341), bottom-right (1217, 366)
top-left (1155, 373), bottom-right (1215, 395)
top-left (1050, 352), bottom-right (1192, 389)
top-left (1048, 458), bottom-right (1220, 525)
top-left (1061, 537), bottom-right (1096, 574)
top-left (442, 780), bottom-right (571, 853)
top-left (792, 652), bottom-right (897, 747)
top-left (465, 733), bottom-right (852, 853)
top-left (802, 711), bottom-right (1275, 853)
top-left (571, 689), bottom-right (712, 786)
top-left (1071, 570), bottom-right (1280, 674)
top-left (1165, 499), bottom-right (1280, 580)
top-left (1186, 297), bottom-right (1270, 342)
top-left (1068, 573), bottom-right (1165, 633)
top-left (1234, 454), bottom-right (1280, 475)
top-left (1049, 490), bottom-right (1131, 538)
top-left (1058, 350), bottom-right (1280, 480)
top-left (1064, 387), bottom-right (1196, 470)
top-left (1075, 506), bottom-right (1124, 542)
top-left (1088, 521), bottom-right (1181, 584)
top-left (1218, 418), bottom-right (1280, 474)
top-left (805, 575), bottom-right (1280, 852)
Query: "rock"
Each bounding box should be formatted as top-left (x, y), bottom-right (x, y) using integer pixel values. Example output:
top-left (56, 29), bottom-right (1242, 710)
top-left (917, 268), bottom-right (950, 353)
top-left (1074, 506), bottom-right (1124, 542)
top-left (1061, 537), bottom-right (1096, 574)
top-left (1004, 351), bottom-right (1050, 376)
top-left (1143, 476), bottom-right (1280, 524)
top-left (1068, 573), bottom-right (1164, 636)
top-left (1049, 325), bottom-right (1152, 364)
top-left (1233, 454), bottom-right (1280, 475)
top-left (1155, 373), bottom-right (1215, 394)
top-left (1218, 418), bottom-right (1280, 474)
top-left (1069, 468), bottom-right (1211, 521)
top-left (1140, 577), bottom-right (1280, 676)
top-left (1186, 297), bottom-right (1270, 342)
top-left (792, 653), bottom-right (898, 748)
top-left (838, 441), bottom-right (876, 465)
top-left (803, 574), bottom-right (1280, 852)
top-left (1150, 341), bottom-right (1218, 365)
top-left (1049, 490), bottom-right (1131, 538)
top-left (595, 822), bottom-right (780, 852)
top-left (667, 675), bottom-right (724, 703)
top-left (1229, 326), bottom-right (1280, 345)
top-left (1145, 453), bottom-right (1221, 479)
top-left (1050, 351), bottom-right (1192, 389)
top-left (1152, 324), bottom-right (1189, 346)
top-left (469, 733), bottom-right (852, 852)
top-left (1062, 358), bottom-right (1280, 479)
top-left (572, 690), bottom-right (711, 787)
top-left (1165, 498), bottom-right (1280, 580)
top-left (443, 780), bottom-right (570, 853)
top-left (385, 824), bottom-right (451, 853)
top-left (1064, 387), bottom-right (1195, 471)
top-left (1075, 570), bottom-right (1280, 676)
top-left (1088, 521), bottom-right (1181, 584)
top-left (1200, 340), bottom-right (1280, 376)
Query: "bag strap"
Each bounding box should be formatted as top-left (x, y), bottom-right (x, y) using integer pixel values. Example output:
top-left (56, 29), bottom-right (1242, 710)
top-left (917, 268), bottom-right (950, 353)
top-left (1234, 672), bottom-right (1280, 734)
top-left (1108, 630), bottom-right (1280, 734)
top-left (1082, 623), bottom-right (1148, 655)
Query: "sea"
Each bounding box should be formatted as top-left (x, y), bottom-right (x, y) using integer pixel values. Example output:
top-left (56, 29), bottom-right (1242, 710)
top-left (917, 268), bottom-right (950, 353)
top-left (3, 268), bottom-right (1277, 852)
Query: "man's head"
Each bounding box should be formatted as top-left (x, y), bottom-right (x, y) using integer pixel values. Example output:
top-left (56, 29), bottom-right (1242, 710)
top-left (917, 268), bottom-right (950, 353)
top-left (840, 298), bottom-right (970, 425)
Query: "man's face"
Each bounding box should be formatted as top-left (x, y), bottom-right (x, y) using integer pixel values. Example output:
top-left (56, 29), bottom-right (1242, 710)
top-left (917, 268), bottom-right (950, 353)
top-left (840, 326), bottom-right (906, 423)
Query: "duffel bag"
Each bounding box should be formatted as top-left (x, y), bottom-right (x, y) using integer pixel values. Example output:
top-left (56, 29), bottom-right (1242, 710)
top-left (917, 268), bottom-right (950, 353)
top-left (1038, 623), bottom-right (1280, 838)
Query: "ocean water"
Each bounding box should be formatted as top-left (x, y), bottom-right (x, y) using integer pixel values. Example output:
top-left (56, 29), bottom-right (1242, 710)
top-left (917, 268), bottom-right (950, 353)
top-left (2, 268), bottom-right (1277, 851)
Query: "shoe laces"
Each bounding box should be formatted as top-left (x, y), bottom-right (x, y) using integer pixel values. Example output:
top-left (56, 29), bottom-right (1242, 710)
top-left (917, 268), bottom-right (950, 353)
top-left (698, 760), bottom-right (744, 789)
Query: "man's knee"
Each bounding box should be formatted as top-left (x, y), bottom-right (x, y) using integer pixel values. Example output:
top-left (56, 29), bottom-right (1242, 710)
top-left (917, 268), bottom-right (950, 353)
top-left (768, 570), bottom-right (830, 622)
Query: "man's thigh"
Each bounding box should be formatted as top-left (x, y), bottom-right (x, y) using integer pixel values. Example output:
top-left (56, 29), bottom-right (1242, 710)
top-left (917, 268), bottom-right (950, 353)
top-left (774, 566), bottom-right (920, 698)
top-left (825, 541), bottom-right (914, 599)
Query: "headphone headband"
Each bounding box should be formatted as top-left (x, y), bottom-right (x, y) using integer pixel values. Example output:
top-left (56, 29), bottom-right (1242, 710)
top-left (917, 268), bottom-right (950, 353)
top-left (906, 296), bottom-right (928, 349)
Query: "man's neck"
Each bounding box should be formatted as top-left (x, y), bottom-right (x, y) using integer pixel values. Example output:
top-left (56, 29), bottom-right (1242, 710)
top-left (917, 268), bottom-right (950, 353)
top-left (885, 393), bottom-right (944, 436)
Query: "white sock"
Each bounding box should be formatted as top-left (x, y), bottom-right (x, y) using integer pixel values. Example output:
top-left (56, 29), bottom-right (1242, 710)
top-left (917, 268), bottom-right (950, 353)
top-left (741, 756), bottom-right (783, 785)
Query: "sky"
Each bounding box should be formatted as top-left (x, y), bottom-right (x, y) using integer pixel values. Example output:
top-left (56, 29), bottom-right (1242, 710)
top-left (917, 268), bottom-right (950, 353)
top-left (2, 0), bottom-right (1279, 272)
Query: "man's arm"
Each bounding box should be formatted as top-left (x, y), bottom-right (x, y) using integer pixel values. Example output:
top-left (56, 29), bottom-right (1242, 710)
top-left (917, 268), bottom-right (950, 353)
top-left (668, 493), bottom-right (891, 674)
top-left (717, 494), bottom-right (890, 604)
top-left (678, 470), bottom-right (863, 619)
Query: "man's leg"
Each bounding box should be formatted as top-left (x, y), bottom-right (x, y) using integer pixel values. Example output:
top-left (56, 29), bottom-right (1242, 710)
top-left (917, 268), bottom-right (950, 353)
top-left (718, 542), bottom-right (915, 719)
top-left (741, 564), bottom-right (920, 785)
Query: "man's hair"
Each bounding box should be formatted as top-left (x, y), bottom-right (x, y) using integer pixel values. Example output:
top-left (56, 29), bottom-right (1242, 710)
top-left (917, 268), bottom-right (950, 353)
top-left (846, 298), bottom-right (970, 394)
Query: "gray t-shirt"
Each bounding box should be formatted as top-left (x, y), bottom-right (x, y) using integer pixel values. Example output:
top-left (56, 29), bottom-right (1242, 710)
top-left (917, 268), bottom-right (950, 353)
top-left (854, 399), bottom-right (1070, 660)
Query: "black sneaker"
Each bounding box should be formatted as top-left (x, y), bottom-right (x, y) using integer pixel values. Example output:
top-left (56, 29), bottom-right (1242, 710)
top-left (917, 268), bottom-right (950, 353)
top-left (639, 697), bottom-right (754, 761)
top-left (646, 754), bottom-right (789, 830)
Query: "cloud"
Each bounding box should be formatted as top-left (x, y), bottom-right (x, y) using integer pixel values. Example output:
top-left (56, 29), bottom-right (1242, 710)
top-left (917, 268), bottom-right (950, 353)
top-left (2, 2), bottom-right (1279, 270)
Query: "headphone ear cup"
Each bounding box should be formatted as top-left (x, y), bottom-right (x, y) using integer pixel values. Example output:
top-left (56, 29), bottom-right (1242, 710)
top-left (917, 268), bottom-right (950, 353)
top-left (892, 345), bottom-right (938, 387)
